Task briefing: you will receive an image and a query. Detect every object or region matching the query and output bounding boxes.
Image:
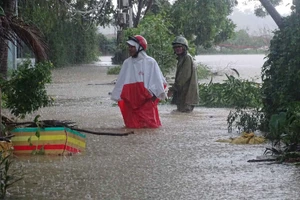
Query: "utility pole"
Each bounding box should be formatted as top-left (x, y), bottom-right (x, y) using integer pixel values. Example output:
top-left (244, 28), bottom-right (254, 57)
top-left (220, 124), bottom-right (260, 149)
top-left (113, 0), bottom-right (133, 64)
top-left (128, 1), bottom-right (133, 28)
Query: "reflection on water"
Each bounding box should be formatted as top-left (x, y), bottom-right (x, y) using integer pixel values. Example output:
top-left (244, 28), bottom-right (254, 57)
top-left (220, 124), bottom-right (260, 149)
top-left (7, 55), bottom-right (300, 200)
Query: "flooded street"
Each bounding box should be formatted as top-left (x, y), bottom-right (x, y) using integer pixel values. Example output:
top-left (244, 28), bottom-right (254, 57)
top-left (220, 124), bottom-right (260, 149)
top-left (7, 55), bottom-right (300, 200)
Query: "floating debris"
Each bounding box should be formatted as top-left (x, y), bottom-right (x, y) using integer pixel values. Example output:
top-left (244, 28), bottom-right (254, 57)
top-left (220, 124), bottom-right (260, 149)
top-left (216, 132), bottom-right (266, 144)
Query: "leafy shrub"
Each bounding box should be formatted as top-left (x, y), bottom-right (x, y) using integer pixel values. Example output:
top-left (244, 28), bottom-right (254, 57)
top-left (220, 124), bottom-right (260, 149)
top-left (197, 63), bottom-right (212, 79)
top-left (261, 13), bottom-right (300, 130)
top-left (227, 108), bottom-right (263, 134)
top-left (2, 60), bottom-right (53, 118)
top-left (107, 65), bottom-right (121, 75)
top-left (198, 72), bottom-right (262, 108)
top-left (0, 153), bottom-right (22, 198)
top-left (267, 102), bottom-right (300, 152)
top-left (198, 71), bottom-right (263, 134)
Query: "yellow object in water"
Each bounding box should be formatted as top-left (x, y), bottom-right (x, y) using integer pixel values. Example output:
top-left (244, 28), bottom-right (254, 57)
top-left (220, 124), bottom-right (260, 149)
top-left (216, 132), bottom-right (266, 144)
top-left (0, 141), bottom-right (14, 157)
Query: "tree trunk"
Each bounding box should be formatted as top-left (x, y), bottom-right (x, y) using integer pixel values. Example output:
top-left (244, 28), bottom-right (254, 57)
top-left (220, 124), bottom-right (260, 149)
top-left (0, 21), bottom-right (7, 137)
top-left (0, 0), bottom-right (16, 136)
top-left (0, 40), bottom-right (8, 80)
top-left (259, 0), bottom-right (284, 29)
top-left (133, 0), bottom-right (153, 28)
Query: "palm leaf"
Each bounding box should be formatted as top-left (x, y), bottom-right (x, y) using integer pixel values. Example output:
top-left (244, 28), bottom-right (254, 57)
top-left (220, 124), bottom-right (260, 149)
top-left (0, 10), bottom-right (48, 62)
top-left (0, 16), bottom-right (18, 45)
top-left (230, 68), bottom-right (240, 77)
top-left (9, 16), bottom-right (48, 61)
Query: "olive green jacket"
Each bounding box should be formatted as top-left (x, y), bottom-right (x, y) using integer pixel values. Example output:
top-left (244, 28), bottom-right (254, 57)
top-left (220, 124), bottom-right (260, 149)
top-left (170, 53), bottom-right (199, 105)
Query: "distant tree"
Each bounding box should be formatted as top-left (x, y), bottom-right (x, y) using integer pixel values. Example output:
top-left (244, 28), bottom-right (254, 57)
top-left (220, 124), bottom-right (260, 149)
top-left (220, 29), bottom-right (272, 49)
top-left (113, 0), bottom-right (172, 64)
top-left (148, 0), bottom-right (172, 15)
top-left (123, 13), bottom-right (176, 75)
top-left (128, 0), bottom-right (171, 28)
top-left (258, 0), bottom-right (284, 28)
top-left (98, 33), bottom-right (116, 55)
top-left (240, 0), bottom-right (292, 29)
top-left (168, 0), bottom-right (237, 48)
top-left (18, 0), bottom-right (114, 67)
top-left (228, 29), bottom-right (252, 47)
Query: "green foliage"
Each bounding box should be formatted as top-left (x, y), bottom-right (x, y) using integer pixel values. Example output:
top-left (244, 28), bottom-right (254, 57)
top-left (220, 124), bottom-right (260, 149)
top-left (18, 0), bottom-right (106, 67)
top-left (209, 29), bottom-right (272, 52)
top-left (169, 0), bottom-right (237, 48)
top-left (261, 12), bottom-right (300, 130)
top-left (198, 71), bottom-right (263, 134)
top-left (268, 112), bottom-right (288, 146)
top-left (0, 153), bottom-right (22, 198)
top-left (198, 72), bottom-right (262, 108)
top-left (253, 0), bottom-right (283, 17)
top-left (149, 0), bottom-right (172, 15)
top-left (2, 60), bottom-right (53, 118)
top-left (27, 116), bottom-right (46, 155)
top-left (107, 65), bottom-right (121, 75)
top-left (197, 63), bottom-right (212, 80)
top-left (0, 6), bottom-right (4, 16)
top-left (227, 108), bottom-right (263, 134)
top-left (46, 20), bottom-right (99, 67)
top-left (267, 102), bottom-right (300, 152)
top-left (123, 13), bottom-right (177, 75)
top-left (98, 33), bottom-right (117, 55)
top-left (277, 152), bottom-right (300, 163)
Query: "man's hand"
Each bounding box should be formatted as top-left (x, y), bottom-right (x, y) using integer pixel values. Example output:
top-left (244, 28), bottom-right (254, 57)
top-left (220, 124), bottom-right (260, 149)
top-left (151, 95), bottom-right (157, 102)
top-left (167, 90), bottom-right (173, 97)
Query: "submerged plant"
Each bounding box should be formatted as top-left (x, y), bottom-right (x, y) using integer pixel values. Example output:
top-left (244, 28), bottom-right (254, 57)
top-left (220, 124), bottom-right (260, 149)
top-left (227, 108), bottom-right (263, 134)
top-left (0, 153), bottom-right (22, 198)
top-left (197, 63), bottom-right (212, 79)
top-left (267, 102), bottom-right (300, 153)
top-left (198, 69), bottom-right (263, 134)
top-left (2, 60), bottom-right (53, 118)
top-left (107, 65), bottom-right (121, 75)
top-left (27, 115), bottom-right (45, 155)
top-left (198, 70), bottom-right (262, 108)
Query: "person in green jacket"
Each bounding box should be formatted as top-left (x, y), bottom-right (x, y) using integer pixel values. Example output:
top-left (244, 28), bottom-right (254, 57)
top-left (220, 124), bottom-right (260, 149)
top-left (167, 35), bottom-right (199, 113)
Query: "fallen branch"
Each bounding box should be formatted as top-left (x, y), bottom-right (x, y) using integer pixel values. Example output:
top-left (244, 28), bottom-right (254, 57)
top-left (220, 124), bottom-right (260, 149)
top-left (71, 127), bottom-right (133, 136)
top-left (5, 120), bottom-right (134, 136)
top-left (0, 134), bottom-right (15, 142)
top-left (247, 159), bottom-right (277, 163)
top-left (5, 120), bottom-right (76, 128)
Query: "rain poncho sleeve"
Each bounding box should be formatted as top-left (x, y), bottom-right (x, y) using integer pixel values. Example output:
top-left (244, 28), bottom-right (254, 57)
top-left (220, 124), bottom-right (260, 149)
top-left (111, 52), bottom-right (167, 128)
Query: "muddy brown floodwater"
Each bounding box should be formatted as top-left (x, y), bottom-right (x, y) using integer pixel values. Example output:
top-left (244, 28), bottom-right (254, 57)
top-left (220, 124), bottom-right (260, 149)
top-left (5, 56), bottom-right (300, 200)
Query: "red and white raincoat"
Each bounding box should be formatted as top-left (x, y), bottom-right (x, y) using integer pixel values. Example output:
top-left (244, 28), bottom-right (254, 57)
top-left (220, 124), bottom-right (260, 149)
top-left (111, 51), bottom-right (167, 128)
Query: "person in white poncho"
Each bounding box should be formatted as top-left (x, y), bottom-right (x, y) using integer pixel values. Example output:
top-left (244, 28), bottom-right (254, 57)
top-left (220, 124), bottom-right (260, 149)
top-left (111, 35), bottom-right (167, 128)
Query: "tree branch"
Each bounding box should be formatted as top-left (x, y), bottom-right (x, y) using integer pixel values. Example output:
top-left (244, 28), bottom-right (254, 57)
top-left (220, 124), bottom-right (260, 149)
top-left (259, 0), bottom-right (284, 29)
